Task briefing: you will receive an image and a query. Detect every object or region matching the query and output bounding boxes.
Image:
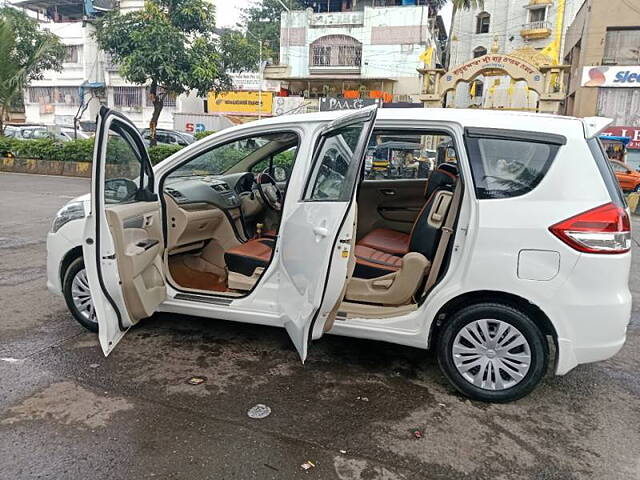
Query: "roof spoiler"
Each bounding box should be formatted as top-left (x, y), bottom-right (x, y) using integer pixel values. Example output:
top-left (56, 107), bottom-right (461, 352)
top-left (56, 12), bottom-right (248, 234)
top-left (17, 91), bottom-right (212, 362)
top-left (582, 117), bottom-right (613, 139)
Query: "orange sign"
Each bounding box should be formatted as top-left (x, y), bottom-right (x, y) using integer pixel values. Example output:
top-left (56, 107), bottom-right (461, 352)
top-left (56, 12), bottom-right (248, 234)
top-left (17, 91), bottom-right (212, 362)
top-left (207, 91), bottom-right (273, 115)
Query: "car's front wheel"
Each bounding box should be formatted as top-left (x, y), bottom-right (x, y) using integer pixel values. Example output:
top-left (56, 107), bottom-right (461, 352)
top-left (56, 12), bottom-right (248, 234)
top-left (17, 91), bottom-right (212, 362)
top-left (437, 303), bottom-right (548, 403)
top-left (62, 257), bottom-right (98, 332)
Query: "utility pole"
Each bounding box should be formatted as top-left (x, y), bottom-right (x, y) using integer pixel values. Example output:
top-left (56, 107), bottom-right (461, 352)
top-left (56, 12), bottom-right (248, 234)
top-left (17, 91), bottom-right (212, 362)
top-left (276, 0), bottom-right (291, 65)
top-left (246, 30), bottom-right (264, 120)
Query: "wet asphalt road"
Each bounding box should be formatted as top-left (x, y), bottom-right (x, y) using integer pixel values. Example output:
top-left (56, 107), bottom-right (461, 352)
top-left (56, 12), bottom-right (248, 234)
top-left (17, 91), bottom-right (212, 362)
top-left (0, 172), bottom-right (638, 480)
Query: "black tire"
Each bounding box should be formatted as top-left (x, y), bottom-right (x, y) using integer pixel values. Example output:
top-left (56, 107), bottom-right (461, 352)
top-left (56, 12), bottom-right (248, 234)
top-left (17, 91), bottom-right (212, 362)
top-left (437, 303), bottom-right (548, 403)
top-left (62, 256), bottom-right (98, 333)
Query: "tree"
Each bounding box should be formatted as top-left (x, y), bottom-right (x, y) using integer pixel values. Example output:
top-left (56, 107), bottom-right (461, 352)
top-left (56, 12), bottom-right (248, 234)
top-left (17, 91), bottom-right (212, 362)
top-left (445, 0), bottom-right (484, 67)
top-left (0, 7), bottom-right (64, 135)
top-left (95, 0), bottom-right (260, 145)
top-left (241, 0), bottom-right (302, 64)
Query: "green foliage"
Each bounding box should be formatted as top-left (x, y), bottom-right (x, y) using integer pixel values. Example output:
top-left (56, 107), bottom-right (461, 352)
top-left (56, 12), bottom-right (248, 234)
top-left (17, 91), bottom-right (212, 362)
top-left (149, 144), bottom-right (183, 164)
top-left (0, 8), bottom-right (64, 134)
top-left (194, 130), bottom-right (216, 140)
top-left (240, 0), bottom-right (302, 63)
top-left (0, 134), bottom-right (183, 166)
top-left (95, 0), bottom-right (260, 97)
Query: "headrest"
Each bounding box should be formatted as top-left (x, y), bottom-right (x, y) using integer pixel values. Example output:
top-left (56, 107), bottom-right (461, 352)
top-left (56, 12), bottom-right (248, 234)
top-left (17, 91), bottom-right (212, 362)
top-left (425, 163), bottom-right (458, 199)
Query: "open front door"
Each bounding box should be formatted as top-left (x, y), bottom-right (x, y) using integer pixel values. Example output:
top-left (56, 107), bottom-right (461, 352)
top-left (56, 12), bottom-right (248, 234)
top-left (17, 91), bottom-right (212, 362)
top-left (83, 107), bottom-right (166, 355)
top-left (278, 106), bottom-right (378, 361)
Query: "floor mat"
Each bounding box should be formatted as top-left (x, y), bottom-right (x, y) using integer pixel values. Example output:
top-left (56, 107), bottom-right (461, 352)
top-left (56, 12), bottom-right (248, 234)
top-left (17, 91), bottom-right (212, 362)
top-left (168, 256), bottom-right (227, 292)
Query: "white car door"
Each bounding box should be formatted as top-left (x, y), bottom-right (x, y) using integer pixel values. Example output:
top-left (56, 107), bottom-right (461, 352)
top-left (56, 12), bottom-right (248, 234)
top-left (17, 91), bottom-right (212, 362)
top-left (277, 106), bottom-right (378, 360)
top-left (83, 107), bottom-right (166, 355)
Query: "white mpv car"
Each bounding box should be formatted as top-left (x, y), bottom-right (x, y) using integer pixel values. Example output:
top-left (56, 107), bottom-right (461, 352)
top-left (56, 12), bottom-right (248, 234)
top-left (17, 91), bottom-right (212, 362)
top-left (47, 106), bottom-right (632, 402)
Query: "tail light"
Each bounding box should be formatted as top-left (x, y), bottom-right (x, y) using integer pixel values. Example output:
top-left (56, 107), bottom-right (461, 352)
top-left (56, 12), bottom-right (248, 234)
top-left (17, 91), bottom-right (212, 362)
top-left (549, 203), bottom-right (631, 254)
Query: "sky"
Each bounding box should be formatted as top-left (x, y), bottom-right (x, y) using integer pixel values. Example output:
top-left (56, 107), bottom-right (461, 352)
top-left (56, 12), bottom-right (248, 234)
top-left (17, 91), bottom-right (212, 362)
top-left (214, 0), bottom-right (454, 33)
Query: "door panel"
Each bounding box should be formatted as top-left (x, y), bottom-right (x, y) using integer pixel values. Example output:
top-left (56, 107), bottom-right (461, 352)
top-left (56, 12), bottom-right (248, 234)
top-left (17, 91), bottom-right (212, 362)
top-left (83, 107), bottom-right (164, 356)
top-left (104, 202), bottom-right (165, 320)
top-left (357, 179), bottom-right (427, 237)
top-left (278, 106), bottom-right (378, 360)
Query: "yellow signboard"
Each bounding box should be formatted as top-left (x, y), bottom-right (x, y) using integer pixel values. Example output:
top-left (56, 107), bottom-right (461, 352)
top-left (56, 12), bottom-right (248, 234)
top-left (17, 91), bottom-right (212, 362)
top-left (207, 91), bottom-right (273, 115)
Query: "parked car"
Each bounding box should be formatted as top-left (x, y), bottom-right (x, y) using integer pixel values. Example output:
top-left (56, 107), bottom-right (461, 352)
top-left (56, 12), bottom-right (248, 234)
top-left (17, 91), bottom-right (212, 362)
top-left (46, 107), bottom-right (631, 403)
top-left (140, 128), bottom-right (196, 146)
top-left (4, 125), bottom-right (91, 142)
top-left (610, 159), bottom-right (640, 192)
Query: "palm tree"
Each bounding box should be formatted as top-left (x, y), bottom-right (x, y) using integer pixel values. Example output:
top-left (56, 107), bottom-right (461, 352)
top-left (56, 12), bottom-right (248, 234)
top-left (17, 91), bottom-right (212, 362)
top-left (0, 9), bottom-right (64, 135)
top-left (446, 0), bottom-right (484, 68)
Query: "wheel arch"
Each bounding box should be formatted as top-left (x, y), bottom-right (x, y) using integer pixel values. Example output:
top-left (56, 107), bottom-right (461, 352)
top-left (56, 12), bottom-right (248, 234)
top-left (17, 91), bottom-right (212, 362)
top-left (60, 246), bottom-right (84, 285)
top-left (428, 290), bottom-right (558, 348)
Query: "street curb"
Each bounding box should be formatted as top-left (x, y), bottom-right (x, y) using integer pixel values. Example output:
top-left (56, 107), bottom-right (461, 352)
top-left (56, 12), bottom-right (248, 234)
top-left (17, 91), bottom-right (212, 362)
top-left (0, 157), bottom-right (92, 177)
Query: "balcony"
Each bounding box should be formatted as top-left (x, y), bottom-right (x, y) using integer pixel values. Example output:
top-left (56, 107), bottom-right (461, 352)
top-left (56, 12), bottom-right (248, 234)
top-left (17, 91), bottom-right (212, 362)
top-left (520, 21), bottom-right (552, 40)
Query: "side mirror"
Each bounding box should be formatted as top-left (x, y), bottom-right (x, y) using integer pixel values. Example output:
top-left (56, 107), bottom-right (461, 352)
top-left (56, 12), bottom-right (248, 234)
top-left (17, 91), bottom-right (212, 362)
top-left (272, 165), bottom-right (287, 182)
top-left (105, 178), bottom-right (138, 202)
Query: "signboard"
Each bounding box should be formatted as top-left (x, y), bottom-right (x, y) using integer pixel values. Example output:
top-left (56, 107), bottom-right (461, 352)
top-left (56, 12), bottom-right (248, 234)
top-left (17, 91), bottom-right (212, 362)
top-left (602, 126), bottom-right (640, 149)
top-left (272, 96), bottom-right (306, 116)
top-left (230, 72), bottom-right (281, 92)
top-left (319, 97), bottom-right (379, 112)
top-left (582, 66), bottom-right (640, 87)
top-left (207, 91), bottom-right (273, 116)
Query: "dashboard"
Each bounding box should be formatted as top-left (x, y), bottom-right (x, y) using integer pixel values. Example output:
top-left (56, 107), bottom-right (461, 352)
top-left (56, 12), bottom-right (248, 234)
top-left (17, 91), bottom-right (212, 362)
top-left (163, 173), bottom-right (258, 211)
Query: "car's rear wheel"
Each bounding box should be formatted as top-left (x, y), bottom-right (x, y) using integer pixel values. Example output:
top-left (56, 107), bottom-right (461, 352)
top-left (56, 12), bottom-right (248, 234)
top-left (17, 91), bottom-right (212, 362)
top-left (437, 303), bottom-right (548, 403)
top-left (62, 257), bottom-right (98, 332)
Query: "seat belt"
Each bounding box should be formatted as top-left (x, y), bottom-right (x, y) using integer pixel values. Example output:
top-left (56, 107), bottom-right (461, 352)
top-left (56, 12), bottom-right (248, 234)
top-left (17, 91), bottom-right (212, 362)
top-left (423, 180), bottom-right (463, 294)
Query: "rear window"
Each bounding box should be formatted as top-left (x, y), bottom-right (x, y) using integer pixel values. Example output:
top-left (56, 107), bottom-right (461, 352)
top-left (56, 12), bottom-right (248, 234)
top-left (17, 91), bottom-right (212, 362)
top-left (466, 133), bottom-right (560, 199)
top-left (588, 137), bottom-right (627, 208)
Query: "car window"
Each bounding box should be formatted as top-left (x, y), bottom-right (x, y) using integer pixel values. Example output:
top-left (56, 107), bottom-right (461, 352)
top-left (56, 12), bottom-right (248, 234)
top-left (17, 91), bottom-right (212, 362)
top-left (169, 133), bottom-right (299, 178)
top-left (250, 146), bottom-right (298, 178)
top-left (364, 130), bottom-right (455, 180)
top-left (611, 162), bottom-right (629, 173)
top-left (466, 135), bottom-right (560, 199)
top-left (305, 123), bottom-right (364, 202)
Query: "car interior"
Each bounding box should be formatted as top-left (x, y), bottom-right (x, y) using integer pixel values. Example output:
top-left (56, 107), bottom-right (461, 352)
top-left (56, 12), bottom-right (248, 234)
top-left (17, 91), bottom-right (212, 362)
top-left (151, 127), bottom-right (460, 321)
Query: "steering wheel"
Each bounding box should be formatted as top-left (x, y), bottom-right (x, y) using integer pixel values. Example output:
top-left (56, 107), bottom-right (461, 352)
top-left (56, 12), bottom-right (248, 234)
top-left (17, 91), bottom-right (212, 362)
top-left (255, 172), bottom-right (282, 211)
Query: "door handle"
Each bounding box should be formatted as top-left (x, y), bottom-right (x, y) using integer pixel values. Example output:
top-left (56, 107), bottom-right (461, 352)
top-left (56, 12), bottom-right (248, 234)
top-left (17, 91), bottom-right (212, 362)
top-left (380, 189), bottom-right (396, 196)
top-left (313, 226), bottom-right (329, 237)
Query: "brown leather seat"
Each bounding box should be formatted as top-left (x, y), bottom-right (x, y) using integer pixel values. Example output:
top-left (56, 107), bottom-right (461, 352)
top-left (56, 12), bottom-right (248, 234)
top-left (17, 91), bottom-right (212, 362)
top-left (354, 163), bottom-right (458, 279)
top-left (224, 238), bottom-right (275, 277)
top-left (353, 245), bottom-right (403, 279)
top-left (358, 228), bottom-right (409, 256)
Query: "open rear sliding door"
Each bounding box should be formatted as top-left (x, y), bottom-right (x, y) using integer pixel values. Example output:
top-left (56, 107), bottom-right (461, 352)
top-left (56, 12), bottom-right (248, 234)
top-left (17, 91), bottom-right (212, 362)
top-left (277, 106), bottom-right (378, 361)
top-left (83, 107), bottom-right (166, 355)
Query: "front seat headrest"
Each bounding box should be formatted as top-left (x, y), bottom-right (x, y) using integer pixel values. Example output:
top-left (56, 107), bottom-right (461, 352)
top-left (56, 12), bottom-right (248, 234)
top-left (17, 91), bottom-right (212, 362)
top-left (425, 163), bottom-right (458, 199)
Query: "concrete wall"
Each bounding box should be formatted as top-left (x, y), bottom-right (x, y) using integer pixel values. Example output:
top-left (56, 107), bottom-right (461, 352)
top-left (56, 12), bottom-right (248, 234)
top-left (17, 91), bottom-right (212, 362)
top-left (280, 6), bottom-right (437, 98)
top-left (563, 0), bottom-right (640, 118)
top-left (449, 0), bottom-right (585, 67)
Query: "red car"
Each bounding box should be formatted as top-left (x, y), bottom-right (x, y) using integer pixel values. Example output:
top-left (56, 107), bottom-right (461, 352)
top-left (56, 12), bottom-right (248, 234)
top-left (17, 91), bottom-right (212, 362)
top-left (610, 160), bottom-right (640, 192)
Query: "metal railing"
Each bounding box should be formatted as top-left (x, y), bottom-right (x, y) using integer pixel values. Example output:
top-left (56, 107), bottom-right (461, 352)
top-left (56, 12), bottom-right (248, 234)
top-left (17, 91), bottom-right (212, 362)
top-left (522, 20), bottom-right (552, 31)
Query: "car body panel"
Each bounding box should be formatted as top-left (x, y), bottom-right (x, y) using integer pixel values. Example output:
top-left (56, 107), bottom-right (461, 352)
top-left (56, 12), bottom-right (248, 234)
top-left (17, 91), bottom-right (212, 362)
top-left (46, 108), bottom-right (632, 376)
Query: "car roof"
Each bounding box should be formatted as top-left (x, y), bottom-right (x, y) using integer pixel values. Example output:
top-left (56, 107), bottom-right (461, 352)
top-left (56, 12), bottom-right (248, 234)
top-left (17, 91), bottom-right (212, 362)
top-left (242, 108), bottom-right (588, 139)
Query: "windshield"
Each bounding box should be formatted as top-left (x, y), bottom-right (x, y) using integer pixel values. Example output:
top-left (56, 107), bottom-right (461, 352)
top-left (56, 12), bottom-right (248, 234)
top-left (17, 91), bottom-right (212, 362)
top-left (170, 134), bottom-right (291, 177)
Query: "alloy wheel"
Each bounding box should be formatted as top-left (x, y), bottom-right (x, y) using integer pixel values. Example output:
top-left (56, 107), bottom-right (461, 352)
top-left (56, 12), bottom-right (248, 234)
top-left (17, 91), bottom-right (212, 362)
top-left (452, 319), bottom-right (531, 391)
top-left (71, 268), bottom-right (96, 324)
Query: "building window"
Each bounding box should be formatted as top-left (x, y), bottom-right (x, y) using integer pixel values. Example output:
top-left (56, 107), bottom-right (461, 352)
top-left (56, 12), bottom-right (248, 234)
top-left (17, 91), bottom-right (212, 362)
top-left (64, 45), bottom-right (82, 64)
top-left (604, 28), bottom-right (640, 65)
top-left (473, 46), bottom-right (487, 58)
top-left (312, 45), bottom-right (332, 66)
top-left (528, 7), bottom-right (547, 24)
top-left (146, 87), bottom-right (177, 107)
top-left (27, 86), bottom-right (79, 105)
top-left (476, 12), bottom-right (490, 34)
top-left (113, 87), bottom-right (143, 108)
top-left (310, 35), bottom-right (362, 68)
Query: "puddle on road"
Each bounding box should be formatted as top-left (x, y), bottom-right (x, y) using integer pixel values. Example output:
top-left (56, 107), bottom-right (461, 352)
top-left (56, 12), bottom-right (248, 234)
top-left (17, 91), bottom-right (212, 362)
top-left (1, 381), bottom-right (133, 429)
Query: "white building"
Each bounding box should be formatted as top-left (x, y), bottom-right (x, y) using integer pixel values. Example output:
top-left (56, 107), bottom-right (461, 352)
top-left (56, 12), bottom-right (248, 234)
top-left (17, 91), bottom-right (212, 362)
top-left (449, 0), bottom-right (585, 67)
top-left (10, 0), bottom-right (201, 129)
top-left (269, 2), bottom-right (446, 106)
